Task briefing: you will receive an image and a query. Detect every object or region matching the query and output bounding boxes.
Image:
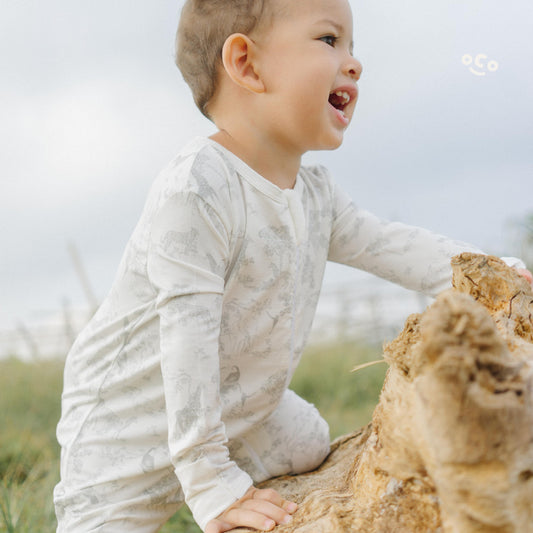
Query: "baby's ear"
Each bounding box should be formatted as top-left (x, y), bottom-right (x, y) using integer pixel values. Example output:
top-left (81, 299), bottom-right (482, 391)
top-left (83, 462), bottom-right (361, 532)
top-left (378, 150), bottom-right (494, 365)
top-left (221, 33), bottom-right (265, 94)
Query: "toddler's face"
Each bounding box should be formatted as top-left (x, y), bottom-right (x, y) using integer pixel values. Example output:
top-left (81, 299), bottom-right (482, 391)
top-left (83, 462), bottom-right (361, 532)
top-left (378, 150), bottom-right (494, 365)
top-left (252, 0), bottom-right (362, 154)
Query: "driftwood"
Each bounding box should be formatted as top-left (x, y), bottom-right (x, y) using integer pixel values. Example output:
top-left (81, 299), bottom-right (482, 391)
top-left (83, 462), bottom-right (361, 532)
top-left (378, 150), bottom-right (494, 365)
top-left (237, 253), bottom-right (533, 533)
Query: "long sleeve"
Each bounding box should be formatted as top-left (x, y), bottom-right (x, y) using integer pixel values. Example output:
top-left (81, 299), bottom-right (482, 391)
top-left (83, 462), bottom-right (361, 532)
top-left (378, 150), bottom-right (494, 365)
top-left (147, 192), bottom-right (252, 530)
top-left (327, 182), bottom-right (484, 297)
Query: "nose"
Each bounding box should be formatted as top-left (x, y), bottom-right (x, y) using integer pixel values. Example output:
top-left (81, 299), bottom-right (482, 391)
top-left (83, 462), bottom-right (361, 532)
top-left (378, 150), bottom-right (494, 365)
top-left (344, 56), bottom-right (363, 81)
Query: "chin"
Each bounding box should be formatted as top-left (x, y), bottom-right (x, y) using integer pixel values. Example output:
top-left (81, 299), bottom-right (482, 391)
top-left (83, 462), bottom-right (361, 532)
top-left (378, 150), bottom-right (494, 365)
top-left (319, 135), bottom-right (345, 151)
top-left (304, 128), bottom-right (346, 152)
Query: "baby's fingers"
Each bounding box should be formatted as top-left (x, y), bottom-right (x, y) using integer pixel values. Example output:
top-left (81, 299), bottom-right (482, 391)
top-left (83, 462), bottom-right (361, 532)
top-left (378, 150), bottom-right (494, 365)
top-left (241, 497), bottom-right (294, 525)
top-left (517, 268), bottom-right (533, 286)
top-left (222, 507), bottom-right (278, 531)
top-left (205, 486), bottom-right (298, 532)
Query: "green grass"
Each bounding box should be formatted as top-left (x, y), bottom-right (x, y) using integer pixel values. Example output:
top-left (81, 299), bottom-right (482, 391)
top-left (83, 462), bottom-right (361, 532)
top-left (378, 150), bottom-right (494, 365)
top-left (0, 358), bottom-right (63, 533)
top-left (290, 340), bottom-right (387, 438)
top-left (0, 340), bottom-right (385, 532)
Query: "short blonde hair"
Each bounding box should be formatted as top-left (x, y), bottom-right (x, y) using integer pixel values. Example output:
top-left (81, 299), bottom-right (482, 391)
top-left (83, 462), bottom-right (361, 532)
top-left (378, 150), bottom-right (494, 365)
top-left (175, 0), bottom-right (272, 119)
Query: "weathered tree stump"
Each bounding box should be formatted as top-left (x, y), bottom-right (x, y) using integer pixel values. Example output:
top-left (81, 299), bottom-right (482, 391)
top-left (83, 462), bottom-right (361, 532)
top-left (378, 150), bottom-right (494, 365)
top-left (237, 253), bottom-right (533, 533)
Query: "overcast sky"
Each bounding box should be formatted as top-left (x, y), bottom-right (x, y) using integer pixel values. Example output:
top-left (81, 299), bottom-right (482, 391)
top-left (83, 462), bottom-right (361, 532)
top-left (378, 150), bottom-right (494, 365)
top-left (1, 0), bottom-right (532, 329)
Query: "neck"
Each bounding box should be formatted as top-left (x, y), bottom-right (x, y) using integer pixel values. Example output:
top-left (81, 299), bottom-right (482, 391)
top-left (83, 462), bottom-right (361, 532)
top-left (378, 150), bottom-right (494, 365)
top-left (209, 128), bottom-right (302, 190)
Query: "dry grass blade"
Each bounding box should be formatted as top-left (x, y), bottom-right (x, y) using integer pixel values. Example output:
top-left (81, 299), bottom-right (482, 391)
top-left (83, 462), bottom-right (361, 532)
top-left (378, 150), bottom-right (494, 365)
top-left (350, 359), bottom-right (388, 373)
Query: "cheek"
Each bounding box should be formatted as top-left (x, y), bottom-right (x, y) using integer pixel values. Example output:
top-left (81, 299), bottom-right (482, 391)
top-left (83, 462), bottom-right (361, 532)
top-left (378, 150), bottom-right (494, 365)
top-left (260, 46), bottom-right (295, 90)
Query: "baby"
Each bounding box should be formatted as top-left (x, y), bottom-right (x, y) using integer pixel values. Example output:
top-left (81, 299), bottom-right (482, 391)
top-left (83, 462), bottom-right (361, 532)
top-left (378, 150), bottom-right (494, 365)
top-left (54, 0), bottom-right (531, 531)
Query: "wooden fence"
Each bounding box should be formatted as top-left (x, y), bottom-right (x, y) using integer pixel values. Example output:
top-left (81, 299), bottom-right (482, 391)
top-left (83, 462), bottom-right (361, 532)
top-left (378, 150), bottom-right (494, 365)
top-left (0, 277), bottom-right (431, 360)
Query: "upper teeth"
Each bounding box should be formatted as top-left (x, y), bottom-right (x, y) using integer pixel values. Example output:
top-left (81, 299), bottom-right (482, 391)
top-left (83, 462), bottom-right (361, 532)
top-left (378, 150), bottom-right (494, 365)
top-left (335, 91), bottom-right (350, 104)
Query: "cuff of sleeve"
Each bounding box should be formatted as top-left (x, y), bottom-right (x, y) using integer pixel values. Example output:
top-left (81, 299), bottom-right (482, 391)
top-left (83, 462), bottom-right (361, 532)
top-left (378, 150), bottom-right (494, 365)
top-left (500, 256), bottom-right (526, 270)
top-left (176, 458), bottom-right (253, 532)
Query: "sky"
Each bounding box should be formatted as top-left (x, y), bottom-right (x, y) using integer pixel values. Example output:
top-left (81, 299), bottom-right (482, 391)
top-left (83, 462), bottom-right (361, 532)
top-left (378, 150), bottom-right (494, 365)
top-left (1, 0), bottom-right (532, 330)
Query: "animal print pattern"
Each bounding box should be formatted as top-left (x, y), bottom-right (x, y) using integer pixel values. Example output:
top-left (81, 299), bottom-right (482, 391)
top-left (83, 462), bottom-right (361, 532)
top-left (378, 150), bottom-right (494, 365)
top-left (55, 137), bottom-right (492, 531)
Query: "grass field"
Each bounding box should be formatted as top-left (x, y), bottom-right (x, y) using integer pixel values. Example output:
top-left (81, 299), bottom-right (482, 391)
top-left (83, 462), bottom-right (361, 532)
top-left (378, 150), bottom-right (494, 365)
top-left (0, 340), bottom-right (386, 532)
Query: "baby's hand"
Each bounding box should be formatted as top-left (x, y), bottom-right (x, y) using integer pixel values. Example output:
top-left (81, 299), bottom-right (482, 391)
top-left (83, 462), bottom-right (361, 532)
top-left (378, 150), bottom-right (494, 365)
top-left (204, 486), bottom-right (297, 533)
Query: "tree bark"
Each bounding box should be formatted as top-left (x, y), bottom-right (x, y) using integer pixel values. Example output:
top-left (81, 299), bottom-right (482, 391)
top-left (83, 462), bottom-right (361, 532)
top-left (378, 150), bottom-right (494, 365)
top-left (235, 254), bottom-right (533, 533)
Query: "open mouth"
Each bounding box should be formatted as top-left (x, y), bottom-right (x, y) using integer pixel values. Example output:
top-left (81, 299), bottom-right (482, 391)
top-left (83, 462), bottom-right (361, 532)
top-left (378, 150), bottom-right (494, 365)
top-left (328, 90), bottom-right (351, 116)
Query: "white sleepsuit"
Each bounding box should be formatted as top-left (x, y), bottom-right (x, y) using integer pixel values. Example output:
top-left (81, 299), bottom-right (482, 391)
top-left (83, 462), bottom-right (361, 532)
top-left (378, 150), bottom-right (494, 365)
top-left (55, 137), bottom-right (497, 531)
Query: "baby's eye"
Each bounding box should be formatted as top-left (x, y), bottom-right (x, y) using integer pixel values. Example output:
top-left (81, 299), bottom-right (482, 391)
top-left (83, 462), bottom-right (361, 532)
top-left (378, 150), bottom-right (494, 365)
top-left (319, 35), bottom-right (338, 47)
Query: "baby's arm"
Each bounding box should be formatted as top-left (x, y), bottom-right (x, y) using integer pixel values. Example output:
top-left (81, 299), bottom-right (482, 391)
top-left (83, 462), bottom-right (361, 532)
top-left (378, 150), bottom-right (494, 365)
top-left (328, 181), bottom-right (529, 296)
top-left (205, 487), bottom-right (297, 533)
top-left (148, 191), bottom-right (254, 529)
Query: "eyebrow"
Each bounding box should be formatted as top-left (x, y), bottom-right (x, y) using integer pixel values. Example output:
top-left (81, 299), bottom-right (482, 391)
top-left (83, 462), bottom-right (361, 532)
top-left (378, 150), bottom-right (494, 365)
top-left (315, 19), bottom-right (344, 33)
